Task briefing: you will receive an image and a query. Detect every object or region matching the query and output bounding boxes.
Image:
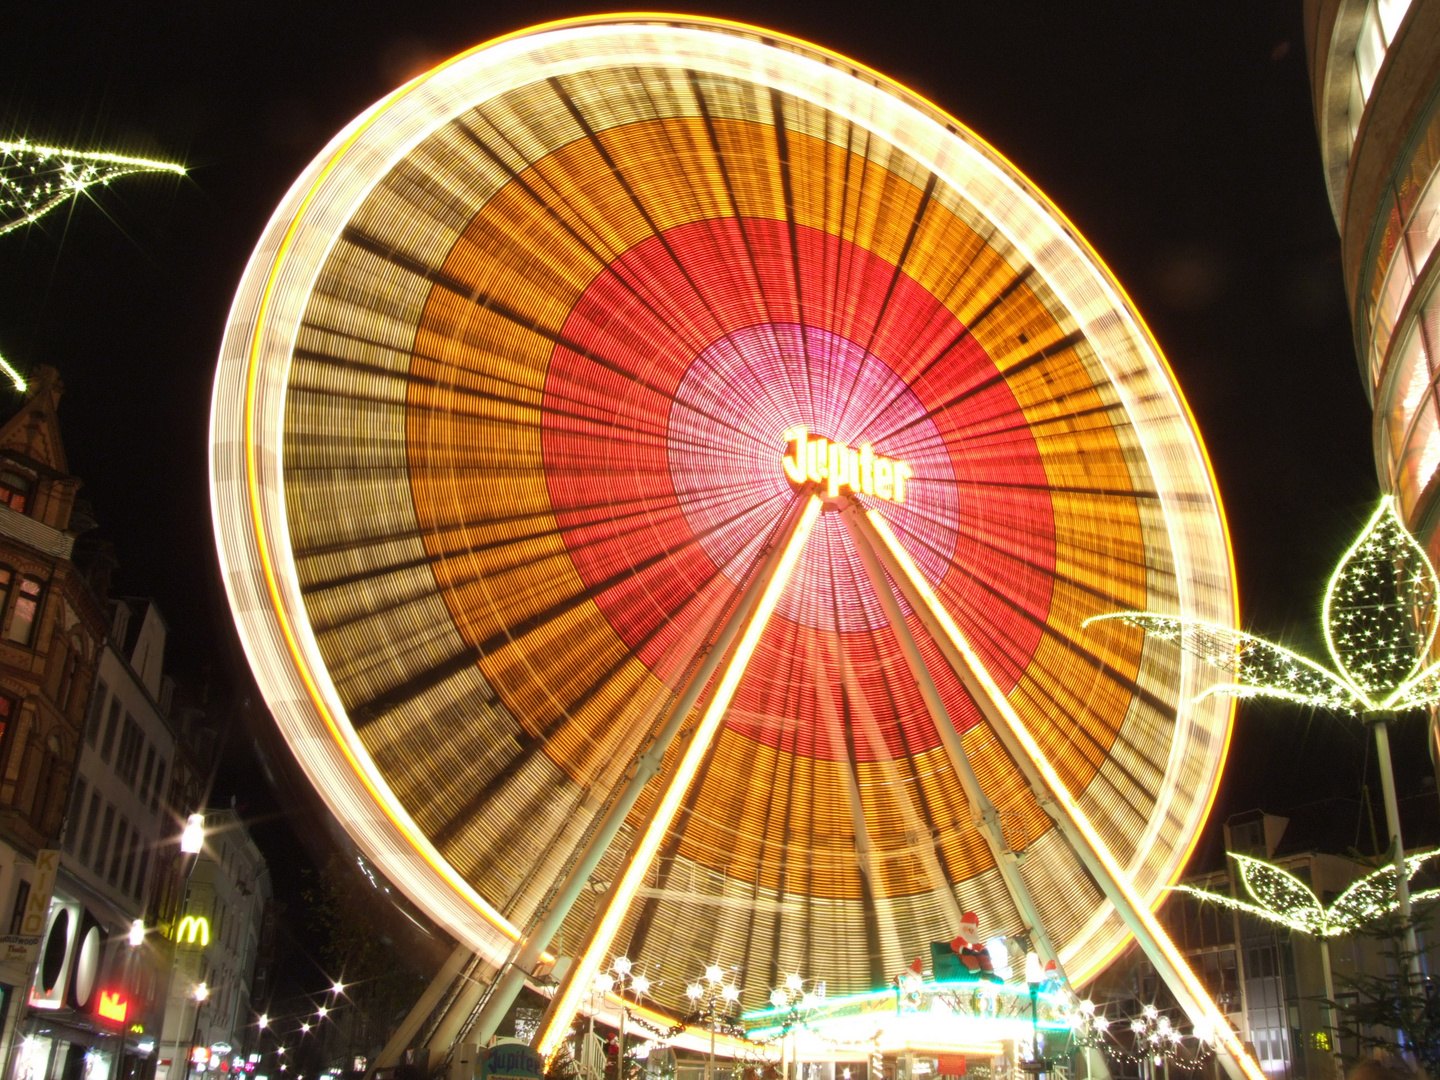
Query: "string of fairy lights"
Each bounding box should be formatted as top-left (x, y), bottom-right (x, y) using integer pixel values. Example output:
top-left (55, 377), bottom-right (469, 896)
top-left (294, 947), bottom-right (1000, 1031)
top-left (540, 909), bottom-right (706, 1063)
top-left (1085, 498), bottom-right (1440, 714)
top-left (0, 138), bottom-right (185, 237)
top-left (0, 137), bottom-right (183, 401)
top-left (1172, 851), bottom-right (1440, 936)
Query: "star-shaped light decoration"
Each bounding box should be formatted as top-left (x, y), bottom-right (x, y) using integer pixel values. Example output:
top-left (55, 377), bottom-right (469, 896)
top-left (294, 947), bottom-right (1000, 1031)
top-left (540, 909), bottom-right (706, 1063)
top-left (1087, 497), bottom-right (1440, 976)
top-left (0, 139), bottom-right (185, 237)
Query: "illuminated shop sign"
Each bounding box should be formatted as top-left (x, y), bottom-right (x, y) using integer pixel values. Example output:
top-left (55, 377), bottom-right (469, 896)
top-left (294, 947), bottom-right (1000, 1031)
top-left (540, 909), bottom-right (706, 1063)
top-left (175, 916), bottom-right (209, 946)
top-left (782, 428), bottom-right (912, 502)
top-left (97, 990), bottom-right (128, 1024)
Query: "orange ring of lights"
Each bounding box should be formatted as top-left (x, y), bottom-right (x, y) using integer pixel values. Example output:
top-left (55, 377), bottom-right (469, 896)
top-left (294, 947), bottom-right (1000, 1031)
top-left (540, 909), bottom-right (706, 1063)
top-left (210, 14), bottom-right (1237, 1018)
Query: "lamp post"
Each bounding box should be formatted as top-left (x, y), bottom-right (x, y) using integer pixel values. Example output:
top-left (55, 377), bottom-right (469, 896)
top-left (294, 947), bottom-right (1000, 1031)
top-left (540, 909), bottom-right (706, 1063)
top-left (600, 957), bottom-right (652, 1080)
top-left (182, 982), bottom-right (210, 1080)
top-left (689, 966), bottom-right (739, 1080)
top-left (166, 813), bottom-right (208, 1080)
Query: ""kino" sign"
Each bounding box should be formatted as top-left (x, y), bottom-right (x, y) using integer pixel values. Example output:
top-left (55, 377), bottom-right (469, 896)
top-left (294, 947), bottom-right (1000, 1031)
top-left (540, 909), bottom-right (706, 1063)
top-left (782, 427), bottom-right (913, 502)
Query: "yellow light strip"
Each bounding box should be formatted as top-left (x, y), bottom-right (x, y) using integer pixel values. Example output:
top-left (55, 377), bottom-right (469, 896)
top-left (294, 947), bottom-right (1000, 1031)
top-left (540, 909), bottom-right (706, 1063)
top-left (535, 494), bottom-right (822, 1060)
top-left (864, 511), bottom-right (1264, 1080)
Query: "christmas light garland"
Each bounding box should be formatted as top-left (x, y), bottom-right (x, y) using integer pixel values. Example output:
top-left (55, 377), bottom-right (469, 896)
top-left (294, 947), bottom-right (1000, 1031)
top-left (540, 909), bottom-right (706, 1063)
top-left (0, 138), bottom-right (185, 237)
top-left (1086, 499), bottom-right (1440, 714)
top-left (1169, 851), bottom-right (1440, 936)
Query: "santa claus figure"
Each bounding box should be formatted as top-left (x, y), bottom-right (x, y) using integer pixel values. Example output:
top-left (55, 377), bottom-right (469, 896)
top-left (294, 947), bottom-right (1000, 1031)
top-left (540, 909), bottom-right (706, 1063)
top-left (950, 912), bottom-right (1002, 984)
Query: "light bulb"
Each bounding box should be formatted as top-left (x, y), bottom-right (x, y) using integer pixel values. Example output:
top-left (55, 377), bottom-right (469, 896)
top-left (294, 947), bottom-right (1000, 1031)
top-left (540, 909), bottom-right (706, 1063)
top-left (720, 985), bottom-right (740, 1003)
top-left (784, 974), bottom-right (803, 993)
top-left (181, 813), bottom-right (205, 854)
top-left (128, 920), bottom-right (144, 947)
top-left (332, 982), bottom-right (344, 995)
top-left (704, 964), bottom-right (724, 985)
top-left (769, 990), bottom-right (787, 1008)
top-left (686, 984), bottom-right (703, 1000)
top-left (612, 956), bottom-right (633, 975)
top-left (258, 1015), bottom-right (268, 1030)
top-left (594, 973), bottom-right (615, 994)
top-left (630, 975), bottom-right (650, 996)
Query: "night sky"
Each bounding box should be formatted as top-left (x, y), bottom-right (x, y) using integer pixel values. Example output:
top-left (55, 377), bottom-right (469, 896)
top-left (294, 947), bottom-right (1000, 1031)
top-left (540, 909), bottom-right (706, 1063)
top-left (0, 0), bottom-right (1406, 968)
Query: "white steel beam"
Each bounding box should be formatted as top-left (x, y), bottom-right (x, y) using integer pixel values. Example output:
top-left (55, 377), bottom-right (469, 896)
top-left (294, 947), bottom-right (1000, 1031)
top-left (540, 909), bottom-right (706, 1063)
top-left (466, 495), bottom-right (819, 1046)
top-left (532, 494), bottom-right (823, 1060)
top-left (851, 506), bottom-right (1265, 1080)
top-left (840, 502), bottom-right (1069, 986)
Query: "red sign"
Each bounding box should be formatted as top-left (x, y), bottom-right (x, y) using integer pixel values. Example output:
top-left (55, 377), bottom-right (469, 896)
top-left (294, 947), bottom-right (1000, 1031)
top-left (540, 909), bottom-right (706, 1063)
top-left (192, 1049), bottom-right (210, 1065)
top-left (97, 990), bottom-right (128, 1025)
top-left (937, 1056), bottom-right (966, 1077)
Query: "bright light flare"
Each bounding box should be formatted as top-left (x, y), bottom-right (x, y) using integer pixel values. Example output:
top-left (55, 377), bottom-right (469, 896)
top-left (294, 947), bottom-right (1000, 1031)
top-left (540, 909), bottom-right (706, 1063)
top-left (128, 920), bottom-right (144, 948)
top-left (181, 813), bottom-right (205, 854)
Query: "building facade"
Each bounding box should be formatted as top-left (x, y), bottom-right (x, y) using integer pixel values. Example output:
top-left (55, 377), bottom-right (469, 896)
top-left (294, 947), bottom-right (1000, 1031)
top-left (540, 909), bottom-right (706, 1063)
top-left (7, 599), bottom-right (184, 1080)
top-left (0, 370), bottom-right (111, 1080)
top-left (1305, 0), bottom-right (1440, 527)
top-left (1093, 812), bottom-right (1403, 1080)
top-left (154, 809), bottom-right (270, 1080)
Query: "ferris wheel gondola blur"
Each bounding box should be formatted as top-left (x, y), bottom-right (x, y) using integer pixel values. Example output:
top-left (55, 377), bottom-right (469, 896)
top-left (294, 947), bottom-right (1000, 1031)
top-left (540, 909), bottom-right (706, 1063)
top-left (211, 13), bottom-right (1244, 1075)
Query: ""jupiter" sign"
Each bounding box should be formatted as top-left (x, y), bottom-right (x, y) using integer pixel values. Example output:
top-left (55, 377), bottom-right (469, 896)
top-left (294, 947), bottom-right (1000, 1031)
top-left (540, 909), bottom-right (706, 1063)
top-left (782, 427), bottom-right (912, 502)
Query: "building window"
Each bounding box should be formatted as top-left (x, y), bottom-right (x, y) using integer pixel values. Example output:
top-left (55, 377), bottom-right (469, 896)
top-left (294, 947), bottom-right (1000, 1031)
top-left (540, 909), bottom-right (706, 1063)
top-left (55, 645), bottom-right (81, 714)
top-left (85, 682), bottom-right (107, 747)
top-left (115, 717), bottom-right (143, 787)
top-left (94, 804), bottom-right (115, 874)
top-left (29, 734), bottom-right (61, 831)
top-left (0, 693), bottom-right (17, 767)
top-left (121, 830), bottom-right (138, 895)
top-left (99, 700), bottom-right (121, 762)
top-left (109, 819), bottom-right (128, 885)
top-left (63, 778), bottom-right (87, 853)
top-left (0, 471), bottom-right (32, 515)
top-left (4, 576), bottom-right (43, 646)
top-left (7, 880), bottom-right (28, 936)
top-left (78, 791), bottom-right (100, 865)
top-left (151, 760), bottom-right (166, 813)
top-left (138, 747), bottom-right (155, 803)
top-left (134, 848), bottom-right (149, 903)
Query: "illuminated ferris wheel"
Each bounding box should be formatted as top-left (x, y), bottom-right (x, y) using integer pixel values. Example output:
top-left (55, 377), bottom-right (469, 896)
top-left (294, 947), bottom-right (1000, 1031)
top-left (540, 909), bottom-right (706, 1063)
top-left (210, 15), bottom-right (1255, 1079)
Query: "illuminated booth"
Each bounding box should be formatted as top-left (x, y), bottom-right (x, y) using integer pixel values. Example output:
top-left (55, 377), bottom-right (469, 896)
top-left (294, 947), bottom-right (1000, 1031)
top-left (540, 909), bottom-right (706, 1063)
top-left (209, 14), bottom-right (1255, 1080)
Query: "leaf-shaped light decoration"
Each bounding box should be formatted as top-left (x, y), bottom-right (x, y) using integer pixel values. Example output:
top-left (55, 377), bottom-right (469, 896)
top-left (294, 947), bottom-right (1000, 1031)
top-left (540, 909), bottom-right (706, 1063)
top-left (1322, 500), bottom-right (1439, 702)
top-left (1084, 497), bottom-right (1440, 713)
top-left (1085, 614), bottom-right (1364, 712)
top-left (1168, 851), bottom-right (1440, 937)
top-left (0, 139), bottom-right (184, 238)
top-left (1327, 851), bottom-right (1440, 930)
top-left (1231, 854), bottom-right (1326, 934)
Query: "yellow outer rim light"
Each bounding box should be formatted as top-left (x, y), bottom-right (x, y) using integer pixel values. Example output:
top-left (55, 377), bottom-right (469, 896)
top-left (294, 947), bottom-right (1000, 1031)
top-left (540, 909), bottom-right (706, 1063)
top-left (212, 12), bottom-right (1236, 990)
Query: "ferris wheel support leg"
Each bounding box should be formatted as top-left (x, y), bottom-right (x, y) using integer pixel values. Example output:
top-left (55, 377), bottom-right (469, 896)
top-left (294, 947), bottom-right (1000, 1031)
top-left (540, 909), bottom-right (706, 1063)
top-left (466, 495), bottom-right (818, 1047)
top-left (531, 494), bottom-right (824, 1062)
top-left (840, 502), bottom-right (1068, 984)
top-left (849, 507), bottom-right (1266, 1080)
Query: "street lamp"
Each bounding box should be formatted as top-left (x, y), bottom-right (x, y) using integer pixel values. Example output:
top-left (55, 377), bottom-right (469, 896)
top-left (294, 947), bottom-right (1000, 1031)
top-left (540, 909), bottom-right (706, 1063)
top-left (181, 814), bottom-right (205, 855)
top-left (603, 958), bottom-right (652, 1080)
top-left (128, 920), bottom-right (145, 948)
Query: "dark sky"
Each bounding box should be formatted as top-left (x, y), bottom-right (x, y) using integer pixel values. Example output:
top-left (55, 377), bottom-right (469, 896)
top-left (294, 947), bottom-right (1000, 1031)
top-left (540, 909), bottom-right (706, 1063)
top-left (0, 0), bottom-right (1406, 936)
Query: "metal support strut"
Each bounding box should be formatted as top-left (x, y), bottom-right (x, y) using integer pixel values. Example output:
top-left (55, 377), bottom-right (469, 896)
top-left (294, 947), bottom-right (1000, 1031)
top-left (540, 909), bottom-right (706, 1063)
top-left (531, 494), bottom-right (823, 1061)
top-left (848, 505), bottom-right (1266, 1080)
top-left (840, 501), bottom-right (1071, 988)
top-left (464, 494), bottom-right (819, 1047)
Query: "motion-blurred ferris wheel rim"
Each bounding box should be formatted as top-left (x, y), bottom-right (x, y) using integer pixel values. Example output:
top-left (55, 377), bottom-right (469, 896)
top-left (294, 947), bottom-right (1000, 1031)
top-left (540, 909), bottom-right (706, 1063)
top-left (210, 12), bottom-right (1236, 1015)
